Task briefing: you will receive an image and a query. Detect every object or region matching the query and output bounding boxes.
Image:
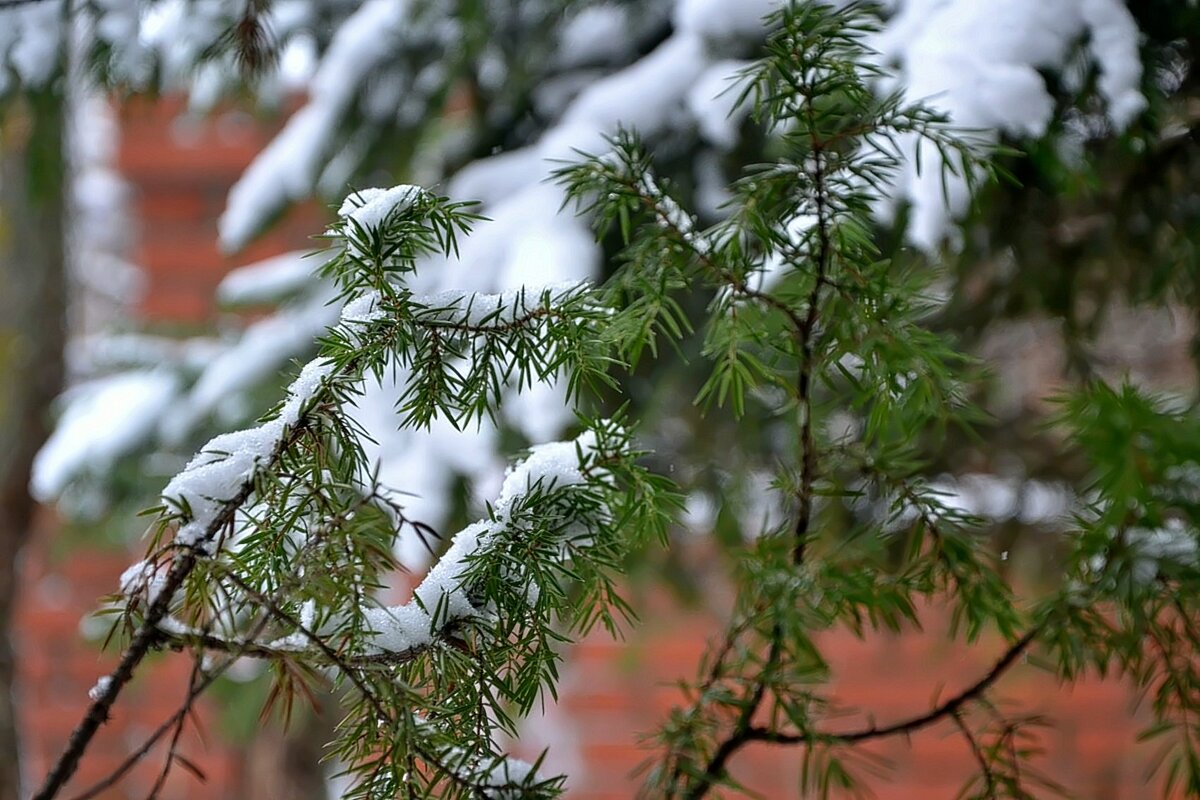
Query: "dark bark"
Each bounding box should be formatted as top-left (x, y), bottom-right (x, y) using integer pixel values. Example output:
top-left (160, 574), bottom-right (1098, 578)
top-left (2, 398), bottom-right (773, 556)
top-left (0, 93), bottom-right (68, 800)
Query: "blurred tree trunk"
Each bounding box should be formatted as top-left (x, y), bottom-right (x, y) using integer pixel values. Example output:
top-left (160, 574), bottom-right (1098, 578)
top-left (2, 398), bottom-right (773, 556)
top-left (0, 93), bottom-right (67, 800)
top-left (239, 709), bottom-right (333, 800)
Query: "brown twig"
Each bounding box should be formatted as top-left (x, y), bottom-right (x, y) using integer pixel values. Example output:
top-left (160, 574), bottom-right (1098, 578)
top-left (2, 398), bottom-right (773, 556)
top-left (953, 711), bottom-right (998, 799)
top-left (743, 625), bottom-right (1040, 745)
top-left (32, 403), bottom-right (323, 800)
top-left (144, 657), bottom-right (203, 800)
top-left (65, 612), bottom-right (276, 800)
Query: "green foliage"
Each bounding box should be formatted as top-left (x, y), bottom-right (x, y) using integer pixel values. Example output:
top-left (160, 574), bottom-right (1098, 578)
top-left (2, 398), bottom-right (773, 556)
top-left (98, 190), bottom-right (678, 799)
top-left (48, 3), bottom-right (1200, 799)
top-left (553, 3), bottom-right (1200, 799)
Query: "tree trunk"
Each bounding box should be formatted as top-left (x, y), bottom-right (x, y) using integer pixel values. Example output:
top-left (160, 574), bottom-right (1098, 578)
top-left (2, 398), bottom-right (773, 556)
top-left (0, 92), bottom-right (67, 800)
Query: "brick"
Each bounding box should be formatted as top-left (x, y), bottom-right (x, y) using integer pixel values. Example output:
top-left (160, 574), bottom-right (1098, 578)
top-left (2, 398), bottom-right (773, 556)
top-left (133, 190), bottom-right (209, 224)
top-left (139, 284), bottom-right (213, 322)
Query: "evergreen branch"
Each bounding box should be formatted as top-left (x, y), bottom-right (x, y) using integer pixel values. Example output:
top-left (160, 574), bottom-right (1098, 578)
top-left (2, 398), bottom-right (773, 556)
top-left (791, 125), bottom-right (831, 567)
top-left (682, 637), bottom-right (781, 800)
top-left (210, 569), bottom-right (537, 799)
top-left (64, 611), bottom-right (278, 800)
top-left (743, 625), bottom-right (1041, 745)
top-left (33, 489), bottom-right (255, 800)
top-left (158, 611), bottom-right (433, 667)
top-left (36, 189), bottom-right (617, 800)
top-left (676, 30), bottom-right (843, 798)
top-left (608, 164), bottom-right (809, 337)
top-left (36, 317), bottom-right (394, 799)
top-left (953, 711), bottom-right (999, 799)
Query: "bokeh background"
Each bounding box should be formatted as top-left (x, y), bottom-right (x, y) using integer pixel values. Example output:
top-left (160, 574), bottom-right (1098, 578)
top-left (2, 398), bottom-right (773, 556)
top-left (2, 1), bottom-right (1199, 798)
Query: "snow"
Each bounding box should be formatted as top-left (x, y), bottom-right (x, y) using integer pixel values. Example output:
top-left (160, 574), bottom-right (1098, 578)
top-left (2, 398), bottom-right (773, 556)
top-left (362, 428), bottom-right (602, 654)
top-left (479, 757), bottom-right (538, 799)
top-left (338, 185), bottom-right (424, 228)
top-left (501, 381), bottom-right (574, 445)
top-left (449, 149), bottom-right (546, 210)
top-left (494, 433), bottom-right (595, 514)
top-left (268, 598), bottom-right (318, 651)
top-left (688, 60), bottom-right (753, 150)
top-left (163, 355), bottom-right (334, 549)
top-left (218, 0), bottom-right (414, 251)
top-left (1080, 0), bottom-right (1148, 129)
top-left (278, 357), bottom-right (336, 425)
top-left (164, 421), bottom-right (287, 547)
top-left (6, 3), bottom-right (63, 87)
top-left (558, 32), bottom-right (708, 142)
top-left (673, 0), bottom-right (779, 41)
top-left (217, 251), bottom-right (319, 306)
top-left (555, 5), bottom-right (635, 69)
top-left (1089, 520), bottom-right (1199, 585)
top-left (31, 372), bottom-right (180, 502)
top-left (868, 0), bottom-right (1146, 250)
top-left (119, 559), bottom-right (167, 604)
top-left (339, 290), bottom-right (386, 325)
top-left (1127, 521), bottom-right (1198, 584)
top-left (877, 473), bottom-right (1075, 532)
top-left (88, 676), bottom-right (113, 702)
top-left (413, 282), bottom-right (587, 327)
top-left (162, 295), bottom-right (340, 441)
top-left (337, 184), bottom-right (428, 260)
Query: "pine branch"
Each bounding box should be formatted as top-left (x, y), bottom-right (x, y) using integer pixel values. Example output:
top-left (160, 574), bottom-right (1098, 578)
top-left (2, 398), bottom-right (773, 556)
top-left (743, 625), bottom-right (1041, 745)
top-left (34, 189), bottom-right (637, 800)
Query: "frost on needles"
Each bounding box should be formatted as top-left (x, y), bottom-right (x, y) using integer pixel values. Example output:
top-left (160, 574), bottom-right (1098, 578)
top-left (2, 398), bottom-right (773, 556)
top-left (36, 184), bottom-right (676, 800)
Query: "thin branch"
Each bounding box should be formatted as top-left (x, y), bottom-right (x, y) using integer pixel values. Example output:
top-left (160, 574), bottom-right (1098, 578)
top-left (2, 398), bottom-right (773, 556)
top-left (680, 74), bottom-right (836, 800)
top-left (144, 657), bottom-right (204, 800)
top-left (617, 173), bottom-right (809, 336)
top-left (159, 628), bottom-right (430, 668)
top-left (682, 638), bottom-right (780, 800)
top-left (953, 711), bottom-right (998, 799)
top-left (744, 625), bottom-right (1041, 745)
top-left (32, 406), bottom-right (324, 800)
top-left (64, 612), bottom-right (276, 800)
top-left (791, 136), bottom-right (831, 567)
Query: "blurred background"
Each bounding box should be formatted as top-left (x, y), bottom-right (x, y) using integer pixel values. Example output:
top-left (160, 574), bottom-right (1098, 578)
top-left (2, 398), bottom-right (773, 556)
top-left (1, 1), bottom-right (1199, 798)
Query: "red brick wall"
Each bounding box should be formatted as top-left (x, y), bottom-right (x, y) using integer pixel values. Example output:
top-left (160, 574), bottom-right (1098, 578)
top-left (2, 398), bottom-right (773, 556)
top-left (15, 515), bottom-right (241, 799)
top-left (550, 592), bottom-right (1162, 798)
top-left (119, 97), bottom-right (326, 323)
top-left (16, 98), bottom-right (1174, 800)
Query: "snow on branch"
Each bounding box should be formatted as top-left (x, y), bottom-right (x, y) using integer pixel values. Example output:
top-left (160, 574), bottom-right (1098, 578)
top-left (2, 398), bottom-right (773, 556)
top-left (34, 184), bottom-right (668, 800)
top-left (149, 424), bottom-right (634, 666)
top-left (161, 356), bottom-right (334, 550)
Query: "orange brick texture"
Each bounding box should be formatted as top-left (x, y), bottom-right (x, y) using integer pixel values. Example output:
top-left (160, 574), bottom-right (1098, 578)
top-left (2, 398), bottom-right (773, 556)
top-left (15, 516), bottom-right (241, 799)
top-left (550, 591), bottom-right (1166, 799)
top-left (14, 99), bottom-right (1173, 800)
top-left (117, 97), bottom-right (327, 323)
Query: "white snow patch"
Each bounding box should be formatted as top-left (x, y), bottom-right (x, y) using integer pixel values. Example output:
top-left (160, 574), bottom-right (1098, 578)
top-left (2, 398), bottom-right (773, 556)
top-left (163, 294), bottom-right (339, 441)
top-left (88, 676), bottom-right (113, 702)
top-left (163, 355), bottom-right (334, 549)
top-left (218, 251), bottom-right (319, 306)
top-left (361, 429), bottom-right (603, 654)
top-left (338, 184), bottom-right (424, 228)
top-left (219, 0), bottom-right (414, 251)
top-left (688, 60), bottom-right (753, 150)
top-left (32, 372), bottom-right (180, 502)
top-left (119, 559), bottom-right (167, 604)
top-left (868, 0), bottom-right (1147, 251)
